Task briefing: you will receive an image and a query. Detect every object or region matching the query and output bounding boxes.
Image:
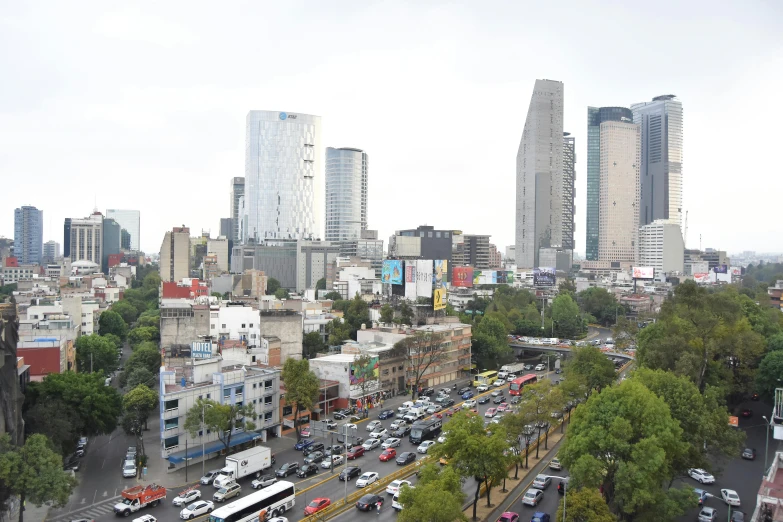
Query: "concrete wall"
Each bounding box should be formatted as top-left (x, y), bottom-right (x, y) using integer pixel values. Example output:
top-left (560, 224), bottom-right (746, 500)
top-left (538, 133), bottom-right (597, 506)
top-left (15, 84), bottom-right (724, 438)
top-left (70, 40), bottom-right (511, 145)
top-left (160, 306), bottom-right (210, 351)
top-left (258, 311), bottom-right (303, 362)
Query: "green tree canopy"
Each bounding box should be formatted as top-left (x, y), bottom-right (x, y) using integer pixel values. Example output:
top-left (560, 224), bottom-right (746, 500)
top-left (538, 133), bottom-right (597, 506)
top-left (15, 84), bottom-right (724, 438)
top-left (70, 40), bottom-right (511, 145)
top-left (757, 351), bottom-right (783, 402)
top-left (102, 333), bottom-right (123, 350)
top-left (74, 334), bottom-right (118, 375)
top-left (121, 384), bottom-right (158, 437)
top-left (183, 399), bottom-right (256, 454)
top-left (325, 318), bottom-right (351, 346)
top-left (125, 343), bottom-right (162, 376)
top-left (577, 287), bottom-right (620, 326)
top-left (472, 315), bottom-right (512, 369)
top-left (392, 331), bottom-right (447, 400)
top-left (274, 287), bottom-right (290, 300)
top-left (23, 399), bottom-right (82, 457)
top-left (111, 299), bottom-right (140, 325)
top-left (266, 278), bottom-right (281, 295)
top-left (281, 358), bottom-right (320, 440)
top-left (302, 331), bottom-right (326, 358)
top-left (380, 304), bottom-right (394, 324)
top-left (323, 290), bottom-right (342, 301)
top-left (98, 310), bottom-right (128, 340)
top-left (128, 325), bottom-right (160, 348)
top-left (124, 366), bottom-right (155, 389)
top-left (397, 465), bottom-right (467, 522)
top-left (556, 487), bottom-right (616, 522)
top-left (135, 310), bottom-right (160, 329)
top-left (399, 301), bottom-right (415, 325)
top-left (767, 332), bottom-right (783, 352)
top-left (565, 346), bottom-right (617, 396)
top-left (315, 278), bottom-right (326, 291)
top-left (551, 293), bottom-right (583, 338)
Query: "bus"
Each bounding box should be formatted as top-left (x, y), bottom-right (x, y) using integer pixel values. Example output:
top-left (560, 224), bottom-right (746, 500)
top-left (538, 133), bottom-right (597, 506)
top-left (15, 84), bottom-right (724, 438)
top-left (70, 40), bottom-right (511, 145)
top-left (508, 374), bottom-right (538, 396)
top-left (209, 481), bottom-right (295, 522)
top-left (409, 418), bottom-right (443, 445)
top-left (473, 371), bottom-right (499, 388)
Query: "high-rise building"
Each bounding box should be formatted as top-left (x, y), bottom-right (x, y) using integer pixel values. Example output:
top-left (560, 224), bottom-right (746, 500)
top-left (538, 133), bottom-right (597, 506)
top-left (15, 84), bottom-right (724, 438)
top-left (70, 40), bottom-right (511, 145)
top-left (63, 218), bottom-right (71, 258)
top-left (562, 133), bottom-right (576, 251)
top-left (229, 177), bottom-right (244, 243)
top-left (220, 218), bottom-right (233, 239)
top-left (244, 111), bottom-right (322, 243)
top-left (43, 240), bottom-right (60, 264)
top-left (13, 206), bottom-right (43, 265)
top-left (69, 213), bottom-right (103, 265)
top-left (515, 79), bottom-right (567, 269)
top-left (639, 219), bottom-right (684, 276)
top-left (325, 147), bottom-right (368, 256)
top-left (597, 121), bottom-right (641, 263)
top-left (631, 95), bottom-right (683, 227)
top-left (106, 210), bottom-right (140, 251)
top-left (159, 226), bottom-right (191, 282)
top-left (102, 218), bottom-right (122, 273)
top-left (462, 234), bottom-right (491, 269)
top-left (586, 107), bottom-right (635, 260)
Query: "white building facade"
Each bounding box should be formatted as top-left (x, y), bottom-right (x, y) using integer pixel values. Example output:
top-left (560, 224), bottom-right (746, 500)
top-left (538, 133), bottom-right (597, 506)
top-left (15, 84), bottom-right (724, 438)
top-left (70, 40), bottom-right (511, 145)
top-left (639, 219), bottom-right (685, 277)
top-left (325, 147), bottom-right (368, 254)
top-left (106, 209), bottom-right (141, 251)
top-left (69, 213), bottom-right (103, 265)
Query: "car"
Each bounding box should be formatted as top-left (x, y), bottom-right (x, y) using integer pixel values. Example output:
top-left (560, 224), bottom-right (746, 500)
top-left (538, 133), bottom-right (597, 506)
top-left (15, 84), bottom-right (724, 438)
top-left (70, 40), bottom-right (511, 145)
top-left (491, 389), bottom-right (503, 398)
top-left (303, 497), bottom-right (331, 516)
top-left (530, 512), bottom-right (550, 522)
top-left (267, 518), bottom-right (288, 522)
top-left (426, 404), bottom-right (442, 414)
top-left (557, 479), bottom-right (569, 495)
top-left (478, 395), bottom-right (490, 404)
top-left (251, 475), bottom-right (277, 489)
top-left (462, 390), bottom-right (475, 400)
top-left (463, 399), bottom-right (477, 408)
top-left (395, 409), bottom-right (409, 419)
top-left (694, 488), bottom-right (708, 506)
top-left (122, 461), bottom-right (137, 478)
top-left (440, 398), bottom-right (455, 407)
top-left (347, 446), bottom-right (365, 459)
top-left (458, 386), bottom-right (472, 395)
top-left (476, 384), bottom-right (489, 392)
top-left (382, 437), bottom-right (401, 449)
top-left (324, 419), bottom-right (337, 430)
top-left (296, 463), bottom-right (319, 478)
top-left (349, 415), bottom-right (363, 423)
top-left (393, 426), bottom-right (411, 437)
top-left (443, 408), bottom-right (459, 417)
top-left (303, 451), bottom-right (324, 465)
top-left (379, 449), bottom-right (397, 462)
top-left (333, 409), bottom-right (351, 420)
top-left (421, 387), bottom-right (435, 396)
top-left (532, 475), bottom-right (552, 490)
top-left (549, 458), bottom-right (562, 470)
top-left (200, 470), bottom-right (221, 485)
top-left (417, 441), bottom-right (436, 453)
top-left (731, 511), bottom-right (746, 522)
top-left (493, 395), bottom-right (504, 404)
top-left (275, 463), bottom-right (299, 477)
top-left (698, 507), bottom-right (718, 522)
top-left (522, 488), bottom-right (544, 506)
top-left (362, 438), bottom-right (381, 451)
top-left (550, 411), bottom-right (563, 419)
top-left (555, 368), bottom-right (561, 374)
top-left (751, 393), bottom-right (760, 401)
top-left (126, 446), bottom-right (137, 459)
top-left (366, 420), bottom-right (383, 432)
top-left (303, 442), bottom-right (325, 456)
top-left (382, 478), bottom-right (411, 496)
top-left (179, 500), bottom-right (214, 519)
top-left (322, 455), bottom-right (345, 468)
top-left (63, 458), bottom-right (80, 472)
top-left (294, 439), bottom-right (314, 451)
top-left (721, 488), bottom-right (741, 506)
top-left (741, 408), bottom-right (753, 418)
top-left (213, 482), bottom-right (241, 503)
top-left (510, 396), bottom-right (521, 404)
top-left (524, 364), bottom-right (533, 370)
top-left (485, 407), bottom-right (497, 418)
top-left (172, 489), bottom-right (202, 506)
top-left (437, 434), bottom-right (447, 443)
top-left (356, 472), bottom-right (379, 488)
top-left (356, 493), bottom-right (384, 511)
top-left (497, 513), bottom-right (520, 522)
top-left (396, 452), bottom-right (416, 465)
top-left (378, 409), bottom-right (395, 420)
top-left (300, 427), bottom-right (311, 438)
top-left (390, 419), bottom-right (407, 430)
top-left (742, 447), bottom-right (757, 460)
top-left (370, 428), bottom-right (389, 439)
top-left (324, 444), bottom-right (345, 457)
top-left (494, 379), bottom-right (506, 387)
top-left (339, 466), bottom-right (362, 481)
top-left (497, 402), bottom-right (509, 412)
top-left (535, 364), bottom-right (546, 371)
top-left (688, 468), bottom-right (716, 484)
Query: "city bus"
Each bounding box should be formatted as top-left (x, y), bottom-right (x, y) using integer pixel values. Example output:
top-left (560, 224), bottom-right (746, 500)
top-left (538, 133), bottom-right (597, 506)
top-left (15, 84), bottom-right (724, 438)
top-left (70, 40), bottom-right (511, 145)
top-left (209, 480), bottom-right (295, 522)
top-left (409, 418), bottom-right (443, 445)
top-left (508, 374), bottom-right (538, 396)
top-left (473, 370), bottom-right (499, 388)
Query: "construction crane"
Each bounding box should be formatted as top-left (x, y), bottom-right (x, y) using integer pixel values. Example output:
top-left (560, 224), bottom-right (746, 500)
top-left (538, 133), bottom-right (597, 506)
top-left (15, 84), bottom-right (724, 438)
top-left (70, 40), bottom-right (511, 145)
top-left (683, 210), bottom-right (688, 248)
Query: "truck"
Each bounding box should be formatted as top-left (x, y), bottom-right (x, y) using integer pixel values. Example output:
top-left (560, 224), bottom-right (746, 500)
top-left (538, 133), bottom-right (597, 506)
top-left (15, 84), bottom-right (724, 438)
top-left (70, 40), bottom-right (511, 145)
top-left (213, 446), bottom-right (272, 488)
top-left (498, 363), bottom-right (528, 380)
top-left (113, 484), bottom-right (167, 517)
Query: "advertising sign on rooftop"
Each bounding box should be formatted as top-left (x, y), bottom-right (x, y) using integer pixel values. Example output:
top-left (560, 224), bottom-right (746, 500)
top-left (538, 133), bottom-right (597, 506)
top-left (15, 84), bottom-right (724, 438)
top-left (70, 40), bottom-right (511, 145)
top-left (191, 341), bottom-right (213, 360)
top-left (415, 260), bottom-right (433, 298)
top-left (451, 267), bottom-right (474, 288)
top-left (714, 264), bottom-right (728, 274)
top-left (632, 266), bottom-right (655, 279)
top-left (533, 267), bottom-right (556, 287)
top-left (382, 260), bottom-right (403, 285)
top-left (404, 262), bottom-right (417, 299)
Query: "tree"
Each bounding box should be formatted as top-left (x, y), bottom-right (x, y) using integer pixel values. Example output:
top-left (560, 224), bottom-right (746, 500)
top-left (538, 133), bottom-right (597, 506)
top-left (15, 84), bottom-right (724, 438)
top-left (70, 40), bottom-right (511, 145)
top-left (472, 316), bottom-right (512, 369)
top-left (125, 366), bottom-right (155, 389)
top-left (555, 487), bottom-right (616, 522)
top-left (274, 287), bottom-right (290, 300)
top-left (432, 411), bottom-right (511, 519)
top-left (551, 293), bottom-right (582, 338)
top-left (103, 333), bottom-right (123, 350)
top-left (23, 399), bottom-right (82, 457)
top-left (184, 399), bottom-right (257, 455)
top-left (767, 332), bottom-right (783, 352)
top-left (74, 334), bottom-right (118, 375)
top-left (135, 310), bottom-right (160, 329)
top-left (111, 299), bottom-right (140, 325)
top-left (577, 287), bottom-right (620, 326)
top-left (125, 342), bottom-right (162, 376)
top-left (397, 465), bottom-right (467, 522)
top-left (345, 295), bottom-right (370, 335)
top-left (280, 358), bottom-right (320, 440)
top-left (266, 278), bottom-right (281, 295)
top-left (323, 291), bottom-right (342, 301)
top-left (516, 380), bottom-right (562, 457)
top-left (0, 434), bottom-right (78, 522)
top-left (558, 278), bottom-right (577, 298)
top-left (399, 301), bottom-right (414, 325)
top-left (380, 304), bottom-right (394, 324)
top-left (757, 351), bottom-right (783, 402)
top-left (559, 380), bottom-right (691, 520)
top-left (393, 331), bottom-right (447, 400)
top-left (302, 331), bottom-right (326, 358)
top-left (352, 353), bottom-right (379, 412)
top-left (128, 326), bottom-right (160, 348)
top-left (99, 310), bottom-right (128, 340)
top-left (211, 292), bottom-right (222, 298)
top-left (120, 385), bottom-right (158, 458)
top-left (325, 318), bottom-right (351, 346)
top-left (315, 278), bottom-right (326, 291)
top-left (565, 346), bottom-right (617, 396)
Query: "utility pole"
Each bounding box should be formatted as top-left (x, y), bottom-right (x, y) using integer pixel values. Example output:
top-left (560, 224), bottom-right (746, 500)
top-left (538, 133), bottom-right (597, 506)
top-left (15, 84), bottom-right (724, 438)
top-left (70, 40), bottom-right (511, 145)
top-left (90, 352), bottom-right (93, 373)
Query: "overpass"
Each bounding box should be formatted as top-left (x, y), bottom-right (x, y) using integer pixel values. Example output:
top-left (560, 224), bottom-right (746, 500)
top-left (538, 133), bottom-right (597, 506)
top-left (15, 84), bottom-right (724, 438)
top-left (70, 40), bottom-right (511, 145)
top-left (508, 343), bottom-right (635, 364)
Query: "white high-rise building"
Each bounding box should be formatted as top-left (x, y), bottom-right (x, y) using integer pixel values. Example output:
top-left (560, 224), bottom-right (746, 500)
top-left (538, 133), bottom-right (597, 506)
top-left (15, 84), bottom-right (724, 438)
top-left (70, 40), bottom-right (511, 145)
top-left (325, 147), bottom-right (368, 255)
top-left (244, 111), bottom-right (322, 243)
top-left (69, 213), bottom-right (103, 265)
top-left (597, 121), bottom-right (640, 263)
top-left (106, 209), bottom-right (140, 251)
top-left (639, 219), bottom-right (684, 276)
top-left (631, 95), bottom-right (683, 228)
top-left (515, 79), bottom-right (566, 269)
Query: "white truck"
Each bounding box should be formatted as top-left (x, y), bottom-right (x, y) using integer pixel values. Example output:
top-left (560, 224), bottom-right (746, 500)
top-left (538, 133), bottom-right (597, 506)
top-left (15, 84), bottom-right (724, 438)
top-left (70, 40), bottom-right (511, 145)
top-left (498, 363), bottom-right (528, 380)
top-left (213, 446), bottom-right (272, 488)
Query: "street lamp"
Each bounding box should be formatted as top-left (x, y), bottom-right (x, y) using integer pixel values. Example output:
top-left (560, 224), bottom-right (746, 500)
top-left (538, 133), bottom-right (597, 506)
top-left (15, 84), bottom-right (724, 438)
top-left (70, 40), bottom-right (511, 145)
top-left (201, 402), bottom-right (213, 478)
top-left (763, 415), bottom-right (773, 475)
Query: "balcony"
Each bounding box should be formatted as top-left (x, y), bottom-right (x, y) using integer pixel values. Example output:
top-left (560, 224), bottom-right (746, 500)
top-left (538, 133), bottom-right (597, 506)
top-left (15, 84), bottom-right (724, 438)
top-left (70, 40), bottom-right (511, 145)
top-left (163, 407), bottom-right (179, 420)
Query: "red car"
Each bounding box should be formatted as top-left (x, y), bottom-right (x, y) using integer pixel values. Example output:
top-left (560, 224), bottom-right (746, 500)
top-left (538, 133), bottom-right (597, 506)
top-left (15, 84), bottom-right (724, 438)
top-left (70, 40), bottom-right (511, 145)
top-left (304, 497), bottom-right (331, 515)
top-left (742, 409), bottom-right (753, 418)
top-left (444, 408), bottom-right (458, 417)
top-left (379, 449), bottom-right (397, 462)
top-left (347, 446), bottom-right (365, 460)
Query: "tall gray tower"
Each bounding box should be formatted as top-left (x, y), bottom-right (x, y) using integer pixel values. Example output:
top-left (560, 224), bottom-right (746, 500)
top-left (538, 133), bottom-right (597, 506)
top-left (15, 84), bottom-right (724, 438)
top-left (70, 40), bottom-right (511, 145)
top-left (230, 177), bottom-right (244, 243)
top-left (515, 79), bottom-right (565, 269)
top-left (325, 147), bottom-right (368, 256)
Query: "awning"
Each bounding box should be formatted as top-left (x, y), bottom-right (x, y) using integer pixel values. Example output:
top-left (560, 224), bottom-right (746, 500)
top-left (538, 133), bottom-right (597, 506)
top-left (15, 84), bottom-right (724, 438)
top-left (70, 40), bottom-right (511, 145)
top-left (166, 431), bottom-right (264, 464)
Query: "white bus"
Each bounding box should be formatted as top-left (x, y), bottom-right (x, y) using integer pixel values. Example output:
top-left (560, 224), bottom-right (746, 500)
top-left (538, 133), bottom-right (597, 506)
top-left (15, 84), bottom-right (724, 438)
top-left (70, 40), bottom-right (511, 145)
top-left (208, 481), bottom-right (295, 522)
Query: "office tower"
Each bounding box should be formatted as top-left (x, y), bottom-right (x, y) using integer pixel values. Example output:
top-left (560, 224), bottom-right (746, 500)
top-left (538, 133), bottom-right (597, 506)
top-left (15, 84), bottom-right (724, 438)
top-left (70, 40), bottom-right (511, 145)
top-left (13, 206), bottom-right (43, 265)
top-left (106, 210), bottom-right (140, 251)
top-left (597, 120), bottom-right (641, 263)
top-left (220, 218), bottom-right (232, 239)
top-left (229, 177), bottom-right (244, 243)
top-left (159, 226), bottom-right (191, 282)
top-left (639, 219), bottom-right (684, 276)
top-left (586, 107), bottom-right (635, 260)
top-left (325, 147), bottom-right (368, 256)
top-left (562, 133), bottom-right (576, 251)
top-left (120, 229), bottom-right (131, 250)
top-left (244, 111), bottom-right (322, 243)
top-left (69, 213), bottom-right (103, 265)
top-left (43, 240), bottom-right (60, 264)
top-left (631, 95), bottom-right (683, 227)
top-left (515, 79), bottom-right (565, 268)
top-left (102, 218), bottom-right (122, 273)
top-left (63, 218), bottom-right (72, 258)
top-left (463, 234), bottom-right (491, 269)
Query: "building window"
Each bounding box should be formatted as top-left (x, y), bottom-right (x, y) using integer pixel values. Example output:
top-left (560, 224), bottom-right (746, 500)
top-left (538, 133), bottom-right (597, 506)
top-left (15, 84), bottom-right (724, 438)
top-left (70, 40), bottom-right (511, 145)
top-left (264, 412), bottom-right (273, 421)
top-left (235, 386), bottom-right (243, 396)
top-left (265, 396), bottom-right (273, 405)
top-left (265, 380), bottom-right (273, 390)
top-left (211, 324), bottom-right (215, 329)
top-left (253, 383), bottom-right (257, 389)
top-left (221, 324), bottom-right (226, 329)
top-left (206, 393), bottom-right (211, 399)
top-left (164, 399), bottom-right (179, 411)
top-left (164, 418), bottom-right (179, 431)
top-left (241, 324), bottom-right (246, 328)
top-left (164, 435), bottom-right (179, 449)
top-left (249, 324), bottom-right (253, 328)
top-left (283, 405), bottom-right (293, 416)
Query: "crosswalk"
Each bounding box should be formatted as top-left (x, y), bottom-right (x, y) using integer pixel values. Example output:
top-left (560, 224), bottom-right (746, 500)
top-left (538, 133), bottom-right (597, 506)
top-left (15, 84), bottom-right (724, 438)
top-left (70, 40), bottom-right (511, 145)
top-left (48, 496), bottom-right (121, 522)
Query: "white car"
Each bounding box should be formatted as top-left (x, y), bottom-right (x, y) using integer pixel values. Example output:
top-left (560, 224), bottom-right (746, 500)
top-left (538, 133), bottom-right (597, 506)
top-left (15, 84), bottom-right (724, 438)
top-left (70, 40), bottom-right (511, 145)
top-left (386, 479), bottom-right (412, 495)
top-left (366, 420), bottom-right (382, 432)
top-left (417, 441), bottom-right (436, 454)
top-left (179, 500), bottom-right (214, 520)
top-left (122, 461), bottom-right (137, 478)
top-left (720, 489), bottom-right (740, 506)
top-left (437, 434), bottom-right (447, 443)
top-left (688, 468), bottom-right (715, 484)
top-left (535, 364), bottom-right (546, 371)
top-left (200, 470), bottom-right (221, 485)
top-left (522, 488), bottom-right (544, 506)
top-left (362, 438), bottom-right (381, 451)
top-left (426, 404), bottom-right (442, 414)
top-left (389, 419), bottom-right (407, 430)
top-left (382, 438), bottom-right (401, 449)
top-left (356, 472), bottom-right (379, 488)
top-left (370, 428), bottom-right (388, 439)
top-left (462, 399), bottom-right (477, 409)
top-left (476, 384), bottom-right (489, 392)
top-left (268, 518), bottom-right (288, 522)
top-left (494, 379), bottom-right (506, 387)
top-left (172, 489), bottom-right (201, 506)
top-left (321, 455), bottom-right (344, 468)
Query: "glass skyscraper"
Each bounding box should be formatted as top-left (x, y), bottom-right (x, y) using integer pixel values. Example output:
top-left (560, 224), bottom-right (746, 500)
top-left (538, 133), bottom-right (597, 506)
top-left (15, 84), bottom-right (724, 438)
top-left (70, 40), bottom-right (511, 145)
top-left (14, 205), bottom-right (43, 265)
top-left (230, 177), bottom-right (244, 242)
top-left (106, 209), bottom-right (141, 251)
top-left (244, 111), bottom-right (322, 243)
top-left (325, 147), bottom-right (368, 255)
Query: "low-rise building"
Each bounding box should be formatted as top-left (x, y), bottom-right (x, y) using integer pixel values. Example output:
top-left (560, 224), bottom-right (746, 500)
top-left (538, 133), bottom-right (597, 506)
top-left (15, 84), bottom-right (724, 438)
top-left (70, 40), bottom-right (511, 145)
top-left (769, 281), bottom-right (783, 312)
top-left (161, 278), bottom-right (210, 299)
top-left (17, 337), bottom-right (75, 379)
top-left (639, 219), bottom-right (685, 277)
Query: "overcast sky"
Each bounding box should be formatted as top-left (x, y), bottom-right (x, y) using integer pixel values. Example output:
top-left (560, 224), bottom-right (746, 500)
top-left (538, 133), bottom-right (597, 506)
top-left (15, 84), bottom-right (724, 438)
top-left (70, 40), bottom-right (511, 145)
top-left (2, 1), bottom-right (781, 256)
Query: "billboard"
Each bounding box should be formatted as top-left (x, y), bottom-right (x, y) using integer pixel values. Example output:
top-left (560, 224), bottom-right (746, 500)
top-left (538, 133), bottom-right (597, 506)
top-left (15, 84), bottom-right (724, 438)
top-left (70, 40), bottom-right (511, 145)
top-left (433, 288), bottom-right (446, 311)
top-left (694, 273), bottom-right (710, 283)
top-left (404, 263), bottom-right (417, 299)
top-left (731, 266), bottom-right (742, 276)
top-left (452, 267), bottom-right (474, 288)
top-left (470, 270), bottom-right (516, 285)
top-left (381, 260), bottom-right (403, 285)
top-left (349, 356), bottom-right (380, 385)
top-left (714, 264), bottom-right (728, 274)
top-left (632, 266), bottom-right (655, 279)
top-left (434, 260), bottom-right (448, 308)
top-left (533, 267), bottom-right (556, 286)
top-left (191, 341), bottom-right (213, 360)
top-left (415, 260), bottom-right (433, 298)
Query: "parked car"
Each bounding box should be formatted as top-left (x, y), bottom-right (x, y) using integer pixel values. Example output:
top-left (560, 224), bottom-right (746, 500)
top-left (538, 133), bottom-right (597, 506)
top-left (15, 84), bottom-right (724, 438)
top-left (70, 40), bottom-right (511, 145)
top-left (532, 475), bottom-right (552, 490)
top-left (300, 427), bottom-right (311, 438)
top-left (172, 489), bottom-right (201, 507)
top-left (126, 446), bottom-right (137, 459)
top-left (742, 447), bottom-right (757, 460)
top-left (347, 446), bottom-right (365, 460)
top-left (275, 463), bottom-right (299, 477)
top-left (366, 420), bottom-right (383, 432)
top-left (721, 489), bottom-right (741, 506)
top-left (417, 441), bottom-right (436, 454)
top-left (122, 461), bottom-right (137, 478)
top-left (304, 497), bottom-right (331, 516)
top-left (378, 410), bottom-right (395, 420)
top-left (688, 468), bottom-right (716, 484)
top-left (179, 500), bottom-right (214, 519)
top-left (379, 449), bottom-right (397, 462)
top-left (386, 479), bottom-right (412, 496)
top-left (339, 466), bottom-right (362, 481)
top-left (251, 475), bottom-right (277, 489)
top-left (549, 458), bottom-right (562, 470)
top-left (396, 452), bottom-right (416, 465)
top-left (698, 507), bottom-right (718, 522)
top-left (213, 482), bottom-right (241, 503)
top-left (522, 488), bottom-right (544, 507)
top-left (296, 464), bottom-right (319, 478)
top-left (497, 513), bottom-right (520, 522)
top-left (356, 493), bottom-right (383, 511)
top-left (356, 472), bottom-right (379, 488)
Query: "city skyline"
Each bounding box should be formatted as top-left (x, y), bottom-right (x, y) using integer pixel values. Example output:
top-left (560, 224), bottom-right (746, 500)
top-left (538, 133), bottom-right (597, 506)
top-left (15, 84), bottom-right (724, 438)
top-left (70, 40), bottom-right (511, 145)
top-left (1, 2), bottom-right (780, 254)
